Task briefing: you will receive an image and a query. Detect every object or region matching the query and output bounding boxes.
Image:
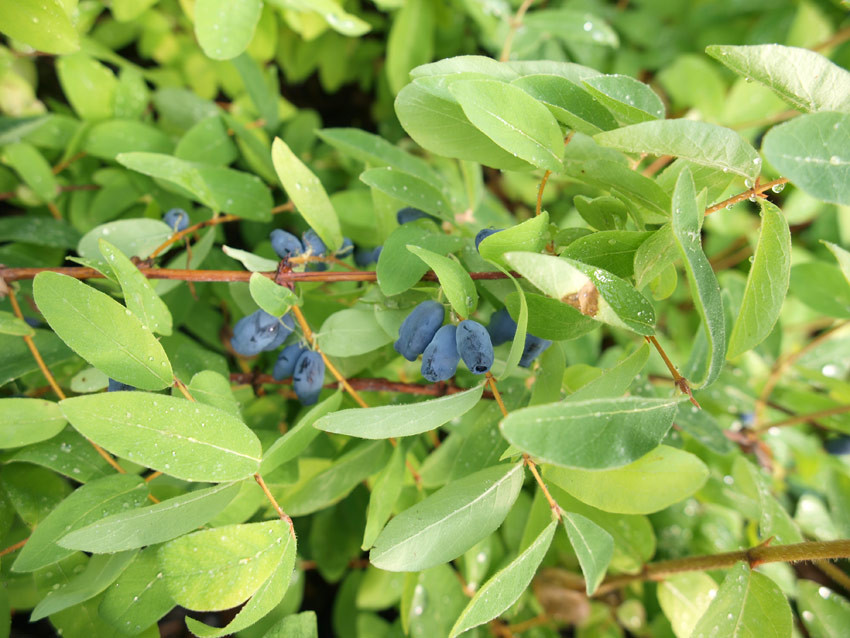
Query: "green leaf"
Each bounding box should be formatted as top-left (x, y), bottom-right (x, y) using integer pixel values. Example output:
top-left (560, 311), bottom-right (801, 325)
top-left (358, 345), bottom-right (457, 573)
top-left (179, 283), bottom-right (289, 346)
top-left (491, 265), bottom-right (529, 380)
top-left (789, 261), bottom-right (850, 319)
top-left (762, 111), bottom-right (850, 205)
top-left (385, 0), bottom-right (434, 94)
top-left (263, 611), bottom-right (318, 638)
top-left (370, 463), bottom-right (524, 571)
top-left (99, 240), bottom-right (173, 336)
top-left (31, 551), bottom-right (138, 621)
top-left (360, 167), bottom-right (454, 222)
top-left (249, 272), bottom-right (298, 317)
top-left (582, 75), bottom-right (665, 124)
top-left (394, 76), bottom-right (533, 171)
top-left (117, 152), bottom-right (272, 220)
top-left (59, 392), bottom-right (261, 482)
top-left (8, 429), bottom-right (113, 484)
top-left (59, 482), bottom-right (241, 553)
top-left (0, 398), bottom-right (66, 449)
top-left (175, 115), bottom-right (238, 165)
top-left (288, 0), bottom-right (370, 37)
top-left (824, 241), bottom-right (850, 287)
top-left (12, 475), bottom-right (147, 573)
top-left (448, 79), bottom-right (564, 172)
top-left (77, 219), bottom-right (174, 261)
top-left (315, 385), bottom-right (484, 439)
top-left (560, 230), bottom-right (651, 279)
top-left (0, 215), bottom-right (80, 249)
top-left (561, 512), bottom-right (614, 595)
top-left (0, 0), bottom-right (79, 54)
top-left (706, 44), bottom-right (850, 114)
top-left (595, 120), bottom-right (761, 182)
top-left (567, 342), bottom-right (649, 401)
top-left (158, 520), bottom-right (292, 611)
top-left (271, 137), bottom-right (343, 251)
top-left (0, 311), bottom-right (35, 337)
top-left (231, 52), bottom-right (279, 132)
top-left (222, 245), bottom-right (279, 272)
top-left (477, 212), bottom-right (550, 267)
top-left (634, 223), bottom-right (677, 290)
top-left (500, 396), bottom-right (680, 469)
top-left (362, 442), bottom-right (407, 550)
top-left (563, 158), bottom-right (671, 219)
top-left (185, 536), bottom-right (296, 637)
top-left (797, 581), bottom-right (850, 638)
top-left (449, 521), bottom-right (557, 636)
top-left (523, 10), bottom-right (618, 48)
top-left (727, 201), bottom-right (791, 359)
top-left (658, 572), bottom-right (718, 638)
top-left (671, 169), bottom-right (725, 388)
top-left (99, 547), bottom-right (175, 634)
top-left (504, 252), bottom-right (656, 336)
top-left (317, 307), bottom-right (395, 357)
top-left (194, 0), bottom-right (262, 60)
top-left (691, 562), bottom-right (792, 638)
top-left (0, 142), bottom-right (58, 202)
top-left (187, 370), bottom-right (241, 417)
top-left (84, 120), bottom-right (173, 160)
top-left (546, 446), bottom-right (708, 514)
top-left (376, 223), bottom-right (464, 296)
top-left (407, 246), bottom-right (477, 317)
top-left (56, 53), bottom-right (117, 121)
top-left (573, 195), bottom-right (629, 230)
top-left (33, 272), bottom-right (173, 391)
top-left (675, 404), bottom-right (735, 455)
top-left (504, 291), bottom-right (597, 341)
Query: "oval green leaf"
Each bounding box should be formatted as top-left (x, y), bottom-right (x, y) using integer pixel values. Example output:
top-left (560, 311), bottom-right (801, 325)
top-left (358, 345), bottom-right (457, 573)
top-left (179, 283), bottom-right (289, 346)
top-left (407, 245), bottom-right (477, 318)
top-left (658, 572), bottom-right (718, 638)
top-left (0, 0), bottom-right (79, 54)
top-left (248, 272), bottom-right (298, 318)
top-left (0, 398), bottom-right (66, 449)
top-left (583, 74), bottom-right (665, 124)
top-left (361, 167), bottom-right (454, 222)
top-left (33, 272), bottom-right (173, 390)
top-left (562, 511), bottom-right (614, 595)
top-left (477, 212), bottom-right (549, 267)
top-left (194, 0), bottom-right (262, 60)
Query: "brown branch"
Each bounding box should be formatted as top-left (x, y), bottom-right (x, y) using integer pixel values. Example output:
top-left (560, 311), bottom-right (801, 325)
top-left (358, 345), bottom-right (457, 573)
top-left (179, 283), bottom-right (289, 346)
top-left (173, 377), bottom-right (196, 402)
top-left (52, 152), bottom-right (87, 175)
top-left (642, 155), bottom-right (674, 177)
top-left (254, 473), bottom-right (295, 538)
top-left (0, 538), bottom-right (27, 557)
top-left (816, 560), bottom-right (850, 594)
top-left (499, 0), bottom-right (537, 62)
top-left (705, 177), bottom-right (789, 216)
top-left (730, 110), bottom-right (799, 131)
top-left (812, 25), bottom-right (850, 52)
top-left (754, 404), bottom-right (850, 433)
top-left (645, 336), bottom-right (699, 408)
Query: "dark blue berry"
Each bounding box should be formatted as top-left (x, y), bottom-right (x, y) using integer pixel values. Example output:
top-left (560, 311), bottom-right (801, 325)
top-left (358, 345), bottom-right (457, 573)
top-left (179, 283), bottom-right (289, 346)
top-left (270, 230), bottom-right (303, 260)
top-left (273, 343), bottom-right (308, 380)
top-left (397, 207), bottom-right (439, 225)
top-left (519, 334), bottom-right (552, 368)
top-left (394, 301), bottom-right (445, 362)
top-left (302, 229), bottom-right (328, 272)
top-left (163, 208), bottom-right (189, 232)
top-left (487, 307), bottom-right (517, 346)
top-left (336, 237), bottom-right (354, 258)
top-left (475, 228), bottom-right (502, 251)
top-left (456, 320), bottom-right (494, 375)
top-left (421, 325), bottom-right (460, 382)
top-left (108, 379), bottom-right (135, 392)
top-left (231, 310), bottom-right (295, 356)
top-left (293, 350), bottom-right (325, 405)
top-left (354, 247), bottom-right (379, 267)
top-left (826, 436), bottom-right (850, 456)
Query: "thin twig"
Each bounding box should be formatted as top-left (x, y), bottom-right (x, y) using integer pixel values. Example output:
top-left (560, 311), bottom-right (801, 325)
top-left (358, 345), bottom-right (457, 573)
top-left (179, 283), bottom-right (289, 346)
top-left (536, 170), bottom-right (552, 217)
top-left (816, 560), bottom-right (850, 594)
top-left (642, 155), bottom-right (674, 177)
top-left (52, 151), bottom-right (86, 175)
top-left (730, 110), bottom-right (799, 131)
top-left (0, 538), bottom-right (27, 558)
top-left (812, 25), bottom-right (850, 52)
top-left (499, 0), bottom-right (537, 61)
top-left (645, 336), bottom-right (699, 408)
top-left (173, 377), bottom-right (196, 401)
top-left (254, 473), bottom-right (295, 538)
top-left (754, 405), bottom-right (850, 433)
top-left (705, 178), bottom-right (789, 216)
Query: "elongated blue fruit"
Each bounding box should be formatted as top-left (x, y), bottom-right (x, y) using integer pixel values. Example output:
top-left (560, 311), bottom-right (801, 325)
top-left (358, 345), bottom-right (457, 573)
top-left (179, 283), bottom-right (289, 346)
top-left (270, 229), bottom-right (303, 259)
top-left (231, 310), bottom-right (295, 356)
top-left (475, 228), bottom-right (502, 250)
top-left (293, 350), bottom-right (325, 405)
top-left (394, 300), bottom-right (445, 361)
top-left (354, 246), bottom-right (382, 267)
top-left (456, 320), bottom-right (494, 374)
top-left (107, 379), bottom-right (135, 392)
top-left (826, 436), bottom-right (850, 456)
top-left (519, 334), bottom-right (552, 368)
top-left (273, 343), bottom-right (307, 380)
top-left (302, 229), bottom-right (328, 272)
top-left (421, 324), bottom-right (460, 382)
top-left (487, 307), bottom-right (517, 346)
top-left (163, 208), bottom-right (189, 232)
top-left (397, 207), bottom-right (438, 225)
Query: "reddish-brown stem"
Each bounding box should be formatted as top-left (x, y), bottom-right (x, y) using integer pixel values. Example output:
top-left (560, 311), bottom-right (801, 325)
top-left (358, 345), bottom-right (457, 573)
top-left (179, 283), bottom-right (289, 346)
top-left (145, 471), bottom-right (163, 483)
top-left (173, 377), bottom-right (196, 402)
top-left (705, 177), bottom-right (789, 216)
top-left (754, 404), bottom-right (850, 433)
top-left (0, 538), bottom-right (28, 558)
top-left (499, 0), bottom-right (537, 61)
top-left (536, 170), bottom-right (552, 217)
top-left (254, 473), bottom-right (295, 538)
top-left (52, 151), bottom-right (87, 175)
top-left (642, 155), bottom-right (674, 177)
top-left (645, 336), bottom-right (699, 408)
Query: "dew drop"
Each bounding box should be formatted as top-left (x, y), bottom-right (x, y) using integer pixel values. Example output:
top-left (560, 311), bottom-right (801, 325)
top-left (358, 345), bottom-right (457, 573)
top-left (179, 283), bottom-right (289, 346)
top-left (583, 21), bottom-right (593, 31)
top-left (829, 155), bottom-right (841, 165)
top-left (771, 182), bottom-right (785, 193)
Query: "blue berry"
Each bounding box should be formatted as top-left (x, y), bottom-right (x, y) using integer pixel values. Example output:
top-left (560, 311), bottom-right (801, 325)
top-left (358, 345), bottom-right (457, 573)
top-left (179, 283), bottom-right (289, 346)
top-left (456, 320), bottom-right (494, 375)
top-left (108, 379), bottom-right (135, 392)
top-left (421, 325), bottom-right (460, 382)
top-left (397, 207), bottom-right (439, 225)
top-left (270, 230), bottom-right (303, 260)
top-left (394, 301), bottom-right (445, 362)
top-left (231, 310), bottom-right (295, 356)
top-left (487, 307), bottom-right (517, 346)
top-left (354, 246), bottom-right (380, 267)
top-left (273, 343), bottom-right (308, 380)
top-left (163, 208), bottom-right (189, 232)
top-left (519, 334), bottom-right (552, 368)
top-left (475, 228), bottom-right (502, 251)
top-left (293, 350), bottom-right (325, 405)
top-left (826, 436), bottom-right (850, 456)
top-left (302, 229), bottom-right (328, 272)
top-left (336, 237), bottom-right (354, 258)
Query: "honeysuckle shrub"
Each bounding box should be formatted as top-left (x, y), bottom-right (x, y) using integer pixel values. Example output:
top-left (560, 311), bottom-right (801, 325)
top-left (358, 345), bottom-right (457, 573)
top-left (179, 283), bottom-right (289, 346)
top-left (1, 1), bottom-right (850, 637)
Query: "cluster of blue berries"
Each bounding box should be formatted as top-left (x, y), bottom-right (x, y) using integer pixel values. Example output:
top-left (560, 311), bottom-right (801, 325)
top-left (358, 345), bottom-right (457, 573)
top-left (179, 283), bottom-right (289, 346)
top-left (271, 228), bottom-right (354, 271)
top-left (394, 301), bottom-right (495, 382)
top-left (488, 308), bottom-right (552, 367)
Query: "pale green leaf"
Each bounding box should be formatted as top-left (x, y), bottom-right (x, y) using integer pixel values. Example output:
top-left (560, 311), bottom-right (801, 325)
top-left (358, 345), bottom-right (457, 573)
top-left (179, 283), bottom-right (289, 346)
top-left (824, 240), bottom-right (850, 287)
top-left (287, 0), bottom-right (370, 36)
top-left (797, 581), bottom-right (850, 638)
top-left (222, 245), bottom-right (279, 272)
top-left (561, 512), bottom-right (613, 595)
top-left (567, 342), bottom-right (649, 401)
top-left (370, 463), bottom-right (524, 571)
top-left (407, 245), bottom-right (477, 317)
top-left (583, 75), bottom-right (665, 124)
top-left (194, 0), bottom-right (262, 60)
top-left (317, 307), bottom-right (395, 357)
top-left (376, 223), bottom-right (464, 296)
top-left (59, 393), bottom-right (261, 482)
top-left (0, 142), bottom-right (58, 202)
top-left (360, 167), bottom-right (454, 222)
top-left (0, 398), bottom-right (66, 449)
top-left (99, 548), bottom-right (175, 634)
top-left (187, 370), bottom-right (241, 417)
top-left (315, 385), bottom-right (484, 439)
top-left (0, 0), bottom-right (79, 54)
top-left (658, 572), bottom-right (718, 638)
top-left (77, 219), bottom-right (174, 262)
top-left (477, 212), bottom-right (549, 268)
top-left (0, 311), bottom-right (35, 337)
top-left (248, 272), bottom-right (298, 317)
top-left (385, 0), bottom-right (434, 94)
top-left (84, 120), bottom-right (173, 160)
top-left (33, 272), bottom-right (173, 390)
top-left (56, 53), bottom-right (117, 120)
top-left (634, 223), bottom-right (676, 290)
top-left (362, 442), bottom-right (407, 550)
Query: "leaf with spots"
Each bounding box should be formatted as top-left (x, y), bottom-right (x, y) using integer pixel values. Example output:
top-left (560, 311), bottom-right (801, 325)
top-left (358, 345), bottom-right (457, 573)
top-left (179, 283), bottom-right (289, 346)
top-left (99, 548), bottom-right (175, 635)
top-left (59, 393), bottom-right (261, 482)
top-left (360, 167), bottom-right (455, 222)
top-left (158, 520), bottom-right (293, 611)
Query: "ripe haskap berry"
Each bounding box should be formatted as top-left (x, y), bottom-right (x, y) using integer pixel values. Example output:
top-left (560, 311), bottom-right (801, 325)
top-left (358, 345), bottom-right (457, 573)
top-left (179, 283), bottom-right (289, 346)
top-left (231, 310), bottom-right (294, 356)
top-left (108, 379), bottom-right (135, 392)
top-left (397, 207), bottom-right (439, 225)
top-left (293, 350), bottom-right (325, 405)
top-left (394, 300), bottom-right (445, 361)
top-left (487, 307), bottom-right (517, 346)
top-left (302, 229), bottom-right (328, 272)
top-left (270, 230), bottom-right (303, 260)
top-left (475, 228), bottom-right (502, 251)
top-left (336, 237), bottom-right (354, 257)
top-left (421, 325), bottom-right (460, 382)
top-left (273, 343), bottom-right (307, 380)
top-left (163, 208), bottom-right (189, 232)
top-left (456, 320), bottom-right (494, 374)
top-left (826, 436), bottom-right (850, 456)
top-left (354, 246), bottom-right (381, 267)
top-left (519, 334), bottom-right (552, 368)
